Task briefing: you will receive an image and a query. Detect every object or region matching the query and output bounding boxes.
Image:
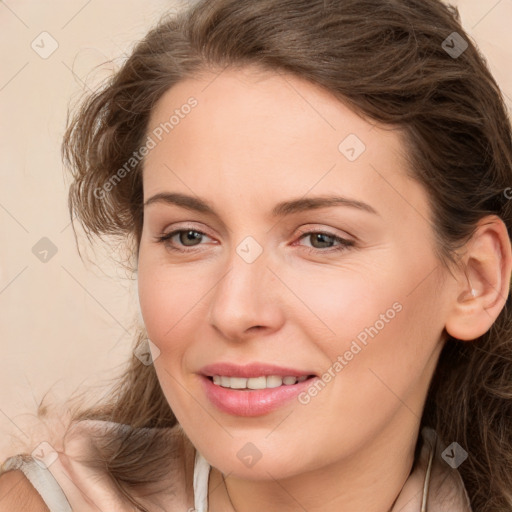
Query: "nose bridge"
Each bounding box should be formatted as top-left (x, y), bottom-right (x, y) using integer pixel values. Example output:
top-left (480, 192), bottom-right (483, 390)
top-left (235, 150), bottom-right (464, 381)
top-left (208, 237), bottom-right (283, 339)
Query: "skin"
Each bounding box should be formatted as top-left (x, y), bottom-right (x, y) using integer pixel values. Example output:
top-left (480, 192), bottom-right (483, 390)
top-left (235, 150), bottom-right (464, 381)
top-left (136, 65), bottom-right (511, 512)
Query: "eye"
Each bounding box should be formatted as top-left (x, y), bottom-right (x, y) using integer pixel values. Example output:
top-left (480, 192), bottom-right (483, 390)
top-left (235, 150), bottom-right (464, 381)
top-left (155, 229), bottom-right (213, 252)
top-left (295, 230), bottom-right (354, 253)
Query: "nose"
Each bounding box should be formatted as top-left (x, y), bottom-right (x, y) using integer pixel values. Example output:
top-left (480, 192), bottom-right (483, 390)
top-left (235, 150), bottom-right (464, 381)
top-left (207, 248), bottom-right (285, 342)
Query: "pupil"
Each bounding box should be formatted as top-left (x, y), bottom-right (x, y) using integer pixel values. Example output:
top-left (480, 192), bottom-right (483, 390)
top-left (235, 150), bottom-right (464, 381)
top-left (181, 230), bottom-right (201, 246)
top-left (312, 233), bottom-right (332, 248)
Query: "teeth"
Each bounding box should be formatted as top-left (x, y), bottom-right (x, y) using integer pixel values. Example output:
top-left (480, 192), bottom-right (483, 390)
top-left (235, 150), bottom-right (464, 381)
top-left (212, 375), bottom-right (309, 390)
top-left (266, 375), bottom-right (283, 388)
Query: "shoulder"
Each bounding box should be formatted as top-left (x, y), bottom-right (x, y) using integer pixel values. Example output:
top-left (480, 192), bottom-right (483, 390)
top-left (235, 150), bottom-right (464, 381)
top-left (0, 469), bottom-right (50, 512)
top-left (1, 419), bottom-right (195, 511)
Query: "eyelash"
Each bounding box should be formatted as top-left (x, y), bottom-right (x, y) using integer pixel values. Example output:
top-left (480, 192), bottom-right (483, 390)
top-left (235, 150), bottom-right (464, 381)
top-left (154, 228), bottom-right (354, 254)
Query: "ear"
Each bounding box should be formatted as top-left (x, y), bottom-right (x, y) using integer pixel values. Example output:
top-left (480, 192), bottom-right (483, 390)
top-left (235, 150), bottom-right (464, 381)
top-left (445, 215), bottom-right (512, 341)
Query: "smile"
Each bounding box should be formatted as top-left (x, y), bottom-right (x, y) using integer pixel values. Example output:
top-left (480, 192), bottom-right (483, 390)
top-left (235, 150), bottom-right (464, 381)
top-left (201, 374), bottom-right (319, 416)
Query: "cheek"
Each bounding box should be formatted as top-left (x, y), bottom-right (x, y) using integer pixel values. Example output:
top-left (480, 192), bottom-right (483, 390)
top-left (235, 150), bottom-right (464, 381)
top-left (286, 262), bottom-right (399, 348)
top-left (291, 256), bottom-right (441, 393)
top-left (137, 255), bottom-right (203, 352)
top-left (138, 264), bottom-right (164, 339)
top-left (318, 279), bottom-right (441, 417)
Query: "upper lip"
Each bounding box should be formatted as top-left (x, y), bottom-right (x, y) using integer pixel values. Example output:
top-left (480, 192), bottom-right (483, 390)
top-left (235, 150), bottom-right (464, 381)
top-left (199, 362), bottom-right (316, 378)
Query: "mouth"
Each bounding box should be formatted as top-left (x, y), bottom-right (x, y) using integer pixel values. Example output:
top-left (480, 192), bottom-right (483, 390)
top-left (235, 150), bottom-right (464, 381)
top-left (198, 362), bottom-right (319, 415)
top-left (199, 372), bottom-right (320, 417)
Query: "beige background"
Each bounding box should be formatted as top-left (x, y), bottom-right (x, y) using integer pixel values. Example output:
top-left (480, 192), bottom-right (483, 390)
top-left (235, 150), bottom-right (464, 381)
top-left (1, 0), bottom-right (511, 458)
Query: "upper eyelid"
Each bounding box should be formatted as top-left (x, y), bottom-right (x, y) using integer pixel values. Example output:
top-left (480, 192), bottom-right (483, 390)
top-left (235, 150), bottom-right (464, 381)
top-left (150, 209), bottom-right (359, 239)
top-left (163, 225), bottom-right (215, 240)
top-left (160, 223), bottom-right (349, 237)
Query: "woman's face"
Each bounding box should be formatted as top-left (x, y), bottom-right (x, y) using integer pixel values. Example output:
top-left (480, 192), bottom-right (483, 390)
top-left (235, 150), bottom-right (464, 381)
top-left (137, 66), bottom-right (451, 478)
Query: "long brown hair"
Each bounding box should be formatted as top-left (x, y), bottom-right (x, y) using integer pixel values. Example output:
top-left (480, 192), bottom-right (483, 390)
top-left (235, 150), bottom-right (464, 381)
top-left (58, 0), bottom-right (512, 510)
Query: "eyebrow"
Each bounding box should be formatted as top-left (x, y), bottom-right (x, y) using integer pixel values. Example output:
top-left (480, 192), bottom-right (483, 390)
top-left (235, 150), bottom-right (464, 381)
top-left (143, 192), bottom-right (379, 217)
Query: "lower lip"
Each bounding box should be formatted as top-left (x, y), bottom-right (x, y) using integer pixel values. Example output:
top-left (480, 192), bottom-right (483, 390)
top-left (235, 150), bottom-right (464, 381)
top-left (199, 375), bottom-right (319, 416)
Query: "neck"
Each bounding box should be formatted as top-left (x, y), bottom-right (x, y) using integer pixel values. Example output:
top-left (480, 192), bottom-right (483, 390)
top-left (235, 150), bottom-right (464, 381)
top-left (207, 412), bottom-right (420, 512)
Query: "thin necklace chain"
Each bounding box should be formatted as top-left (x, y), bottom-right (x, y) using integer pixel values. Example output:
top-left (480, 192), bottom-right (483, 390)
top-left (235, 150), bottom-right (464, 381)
top-left (220, 471), bottom-right (396, 512)
top-left (222, 472), bottom-right (237, 512)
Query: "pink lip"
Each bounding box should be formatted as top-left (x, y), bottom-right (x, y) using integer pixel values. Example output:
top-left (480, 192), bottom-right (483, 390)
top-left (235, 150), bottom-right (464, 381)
top-left (199, 362), bottom-right (315, 378)
top-left (199, 374), bottom-right (319, 417)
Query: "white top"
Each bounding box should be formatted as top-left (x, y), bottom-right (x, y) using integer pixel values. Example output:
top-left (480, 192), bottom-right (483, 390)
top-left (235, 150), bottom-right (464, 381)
top-left (1, 454), bottom-right (72, 512)
top-left (194, 448), bottom-right (212, 512)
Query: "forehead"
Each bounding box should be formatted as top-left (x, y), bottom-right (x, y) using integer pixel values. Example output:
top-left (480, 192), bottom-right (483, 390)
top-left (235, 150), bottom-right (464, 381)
top-left (145, 65), bottom-right (396, 159)
top-left (142, 66), bottom-right (421, 221)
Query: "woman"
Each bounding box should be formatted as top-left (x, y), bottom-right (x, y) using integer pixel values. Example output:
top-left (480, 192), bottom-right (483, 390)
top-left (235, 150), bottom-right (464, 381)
top-left (1, 0), bottom-right (511, 510)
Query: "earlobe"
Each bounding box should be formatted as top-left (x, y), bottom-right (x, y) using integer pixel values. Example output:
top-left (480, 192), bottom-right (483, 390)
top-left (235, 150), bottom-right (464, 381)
top-left (445, 216), bottom-right (512, 342)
